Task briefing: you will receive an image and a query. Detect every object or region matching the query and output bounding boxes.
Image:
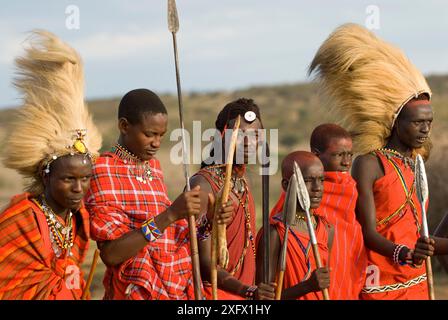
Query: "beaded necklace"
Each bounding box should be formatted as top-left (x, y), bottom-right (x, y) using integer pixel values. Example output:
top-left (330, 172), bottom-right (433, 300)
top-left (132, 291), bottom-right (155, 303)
top-left (293, 212), bottom-right (317, 230)
top-left (205, 164), bottom-right (247, 194)
top-left (33, 196), bottom-right (74, 258)
top-left (203, 164), bottom-right (256, 275)
top-left (378, 147), bottom-right (414, 169)
top-left (112, 143), bottom-right (153, 183)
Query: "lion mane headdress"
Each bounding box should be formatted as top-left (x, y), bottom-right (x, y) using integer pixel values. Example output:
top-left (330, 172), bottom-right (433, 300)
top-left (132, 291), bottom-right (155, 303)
top-left (2, 30), bottom-right (102, 194)
top-left (308, 23), bottom-right (432, 158)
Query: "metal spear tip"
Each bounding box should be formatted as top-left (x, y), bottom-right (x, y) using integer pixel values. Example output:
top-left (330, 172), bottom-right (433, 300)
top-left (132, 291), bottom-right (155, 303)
top-left (168, 0), bottom-right (179, 33)
top-left (415, 154), bottom-right (429, 204)
top-left (283, 174), bottom-right (297, 227)
top-left (293, 161), bottom-right (311, 212)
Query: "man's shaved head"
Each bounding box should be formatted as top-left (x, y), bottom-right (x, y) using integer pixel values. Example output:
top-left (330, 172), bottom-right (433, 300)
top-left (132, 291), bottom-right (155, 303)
top-left (282, 151), bottom-right (322, 181)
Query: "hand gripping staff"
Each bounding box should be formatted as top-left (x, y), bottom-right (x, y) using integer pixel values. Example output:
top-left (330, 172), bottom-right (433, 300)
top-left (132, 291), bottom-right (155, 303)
top-left (293, 161), bottom-right (330, 300)
top-left (210, 115), bottom-right (241, 300)
top-left (415, 154), bottom-right (435, 300)
top-left (168, 0), bottom-right (202, 300)
top-left (275, 176), bottom-right (297, 299)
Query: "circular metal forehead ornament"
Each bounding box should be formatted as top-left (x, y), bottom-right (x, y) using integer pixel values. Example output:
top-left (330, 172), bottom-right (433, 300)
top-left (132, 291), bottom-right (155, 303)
top-left (244, 111), bottom-right (256, 123)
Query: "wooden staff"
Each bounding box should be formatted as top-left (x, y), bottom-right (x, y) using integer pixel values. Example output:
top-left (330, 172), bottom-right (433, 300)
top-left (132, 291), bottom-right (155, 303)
top-left (415, 154), bottom-right (435, 300)
top-left (275, 176), bottom-right (297, 300)
top-left (293, 161), bottom-right (330, 300)
top-left (167, 0), bottom-right (202, 300)
top-left (262, 140), bottom-right (271, 283)
top-left (211, 115), bottom-right (241, 300)
top-left (81, 248), bottom-right (100, 300)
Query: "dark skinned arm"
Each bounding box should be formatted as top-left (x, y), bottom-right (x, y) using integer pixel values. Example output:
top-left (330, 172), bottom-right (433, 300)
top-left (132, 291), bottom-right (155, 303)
top-left (191, 174), bottom-right (246, 297)
top-left (353, 154), bottom-right (447, 264)
top-left (192, 174), bottom-right (274, 299)
top-left (99, 186), bottom-right (202, 267)
top-left (351, 154), bottom-right (405, 259)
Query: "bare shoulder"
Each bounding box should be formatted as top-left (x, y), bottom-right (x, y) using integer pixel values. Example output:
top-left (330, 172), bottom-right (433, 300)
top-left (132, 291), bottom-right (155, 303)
top-left (352, 153), bottom-right (380, 169)
top-left (189, 173), bottom-right (213, 194)
top-left (351, 153), bottom-right (383, 182)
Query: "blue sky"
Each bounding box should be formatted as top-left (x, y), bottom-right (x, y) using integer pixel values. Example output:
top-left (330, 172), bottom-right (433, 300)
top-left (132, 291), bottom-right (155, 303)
top-left (1, 0), bottom-right (447, 108)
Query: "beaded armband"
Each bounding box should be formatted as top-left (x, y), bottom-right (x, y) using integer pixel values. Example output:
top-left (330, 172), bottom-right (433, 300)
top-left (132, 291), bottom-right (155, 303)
top-left (141, 218), bottom-right (162, 242)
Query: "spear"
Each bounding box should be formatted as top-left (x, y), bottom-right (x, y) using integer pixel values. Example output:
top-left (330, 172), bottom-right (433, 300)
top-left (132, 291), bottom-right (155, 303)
top-left (167, 0), bottom-right (202, 300)
top-left (275, 175), bottom-right (297, 300)
top-left (415, 154), bottom-right (435, 300)
top-left (293, 161), bottom-right (330, 300)
top-left (210, 115), bottom-right (241, 299)
top-left (262, 140), bottom-right (271, 283)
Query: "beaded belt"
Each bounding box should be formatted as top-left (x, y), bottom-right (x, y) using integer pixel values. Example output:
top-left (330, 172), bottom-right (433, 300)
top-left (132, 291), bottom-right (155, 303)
top-left (362, 274), bottom-right (427, 294)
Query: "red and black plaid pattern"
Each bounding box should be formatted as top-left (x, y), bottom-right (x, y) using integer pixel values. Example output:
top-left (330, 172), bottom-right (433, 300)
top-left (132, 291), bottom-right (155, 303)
top-left (85, 152), bottom-right (195, 300)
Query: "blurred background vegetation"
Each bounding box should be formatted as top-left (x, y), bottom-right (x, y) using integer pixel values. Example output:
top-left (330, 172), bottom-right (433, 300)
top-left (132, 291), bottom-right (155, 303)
top-left (0, 75), bottom-right (447, 299)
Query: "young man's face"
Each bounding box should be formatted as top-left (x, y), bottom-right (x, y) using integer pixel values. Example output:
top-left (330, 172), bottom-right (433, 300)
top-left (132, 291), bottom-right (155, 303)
top-left (302, 161), bottom-right (325, 209)
top-left (225, 118), bottom-right (262, 165)
top-left (43, 154), bottom-right (92, 214)
top-left (396, 104), bottom-right (433, 149)
top-left (317, 137), bottom-right (353, 172)
top-left (120, 112), bottom-right (168, 161)
top-left (281, 160), bottom-right (324, 209)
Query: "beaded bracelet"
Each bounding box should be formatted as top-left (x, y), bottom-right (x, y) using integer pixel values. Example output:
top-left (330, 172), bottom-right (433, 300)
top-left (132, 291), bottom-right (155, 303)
top-left (197, 215), bottom-right (213, 241)
top-left (393, 244), bottom-right (409, 265)
top-left (392, 244), bottom-right (404, 264)
top-left (141, 218), bottom-right (162, 242)
top-left (245, 285), bottom-right (257, 300)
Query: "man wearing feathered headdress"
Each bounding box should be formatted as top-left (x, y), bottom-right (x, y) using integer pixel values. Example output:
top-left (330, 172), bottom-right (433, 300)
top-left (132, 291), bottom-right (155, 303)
top-left (309, 23), bottom-right (448, 300)
top-left (0, 31), bottom-right (102, 299)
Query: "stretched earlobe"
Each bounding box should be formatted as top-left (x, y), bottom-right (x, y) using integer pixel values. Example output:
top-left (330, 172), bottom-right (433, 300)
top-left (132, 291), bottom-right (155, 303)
top-left (118, 118), bottom-right (130, 135)
top-left (281, 178), bottom-right (289, 192)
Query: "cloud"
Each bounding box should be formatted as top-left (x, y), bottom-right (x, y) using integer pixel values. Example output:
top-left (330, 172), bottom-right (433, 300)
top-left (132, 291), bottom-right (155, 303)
top-left (72, 29), bottom-right (168, 61)
top-left (0, 31), bottom-right (24, 65)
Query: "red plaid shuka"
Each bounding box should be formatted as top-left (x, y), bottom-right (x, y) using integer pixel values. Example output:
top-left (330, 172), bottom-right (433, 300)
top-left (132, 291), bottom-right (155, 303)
top-left (0, 193), bottom-right (89, 300)
top-left (85, 151), bottom-right (195, 300)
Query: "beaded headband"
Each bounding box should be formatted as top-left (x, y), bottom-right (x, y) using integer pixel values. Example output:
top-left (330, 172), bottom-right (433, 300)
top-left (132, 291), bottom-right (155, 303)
top-left (42, 129), bottom-right (94, 174)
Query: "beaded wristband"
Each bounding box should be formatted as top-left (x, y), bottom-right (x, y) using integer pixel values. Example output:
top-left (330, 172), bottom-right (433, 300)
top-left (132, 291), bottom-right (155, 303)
top-left (141, 218), bottom-right (162, 242)
top-left (393, 244), bottom-right (405, 264)
top-left (393, 244), bottom-right (410, 265)
top-left (245, 285), bottom-right (257, 300)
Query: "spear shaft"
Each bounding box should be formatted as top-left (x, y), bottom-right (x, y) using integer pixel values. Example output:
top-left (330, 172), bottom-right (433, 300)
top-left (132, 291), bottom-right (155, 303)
top-left (275, 176), bottom-right (297, 300)
top-left (415, 154), bottom-right (435, 300)
top-left (293, 161), bottom-right (330, 300)
top-left (262, 139), bottom-right (271, 284)
top-left (168, 0), bottom-right (202, 300)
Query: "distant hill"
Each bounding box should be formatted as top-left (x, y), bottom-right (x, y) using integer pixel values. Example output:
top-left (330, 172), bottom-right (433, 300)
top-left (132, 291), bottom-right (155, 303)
top-left (1, 75), bottom-right (448, 233)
